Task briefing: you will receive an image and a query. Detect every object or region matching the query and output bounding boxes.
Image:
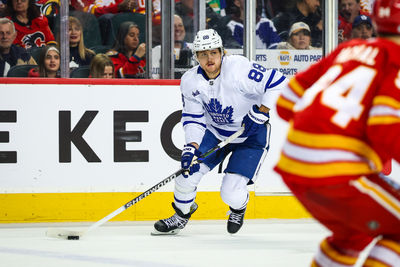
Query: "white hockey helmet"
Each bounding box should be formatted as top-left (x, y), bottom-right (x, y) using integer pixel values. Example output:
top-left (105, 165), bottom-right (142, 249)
top-left (192, 29), bottom-right (223, 61)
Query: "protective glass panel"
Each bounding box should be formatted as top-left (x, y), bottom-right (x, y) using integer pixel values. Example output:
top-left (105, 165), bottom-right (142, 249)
top-left (224, 0), bottom-right (323, 79)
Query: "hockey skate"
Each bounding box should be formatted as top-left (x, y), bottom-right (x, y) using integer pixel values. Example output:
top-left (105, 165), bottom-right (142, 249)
top-left (227, 206), bottom-right (246, 234)
top-left (152, 202), bottom-right (198, 235)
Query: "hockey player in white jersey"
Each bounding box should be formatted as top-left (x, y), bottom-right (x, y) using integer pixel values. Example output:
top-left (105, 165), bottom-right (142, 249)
top-left (152, 29), bottom-right (288, 235)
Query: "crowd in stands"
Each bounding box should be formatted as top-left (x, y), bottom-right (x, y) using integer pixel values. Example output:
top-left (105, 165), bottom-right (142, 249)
top-left (107, 20), bottom-right (146, 78)
top-left (338, 0), bottom-right (375, 43)
top-left (276, 21), bottom-right (318, 50)
top-left (0, 0), bottom-right (376, 78)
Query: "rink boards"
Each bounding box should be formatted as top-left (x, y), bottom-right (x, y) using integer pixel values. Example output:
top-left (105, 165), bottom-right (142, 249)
top-left (0, 78), bottom-right (396, 223)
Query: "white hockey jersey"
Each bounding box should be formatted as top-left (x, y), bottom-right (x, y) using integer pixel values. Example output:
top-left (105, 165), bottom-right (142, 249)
top-left (180, 54), bottom-right (288, 145)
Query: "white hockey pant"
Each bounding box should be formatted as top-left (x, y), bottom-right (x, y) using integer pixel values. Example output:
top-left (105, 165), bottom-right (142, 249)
top-left (220, 173), bottom-right (249, 210)
top-left (174, 166), bottom-right (250, 214)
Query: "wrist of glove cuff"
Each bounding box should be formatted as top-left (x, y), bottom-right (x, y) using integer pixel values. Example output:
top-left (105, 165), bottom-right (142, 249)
top-left (182, 144), bottom-right (197, 156)
top-left (181, 144), bottom-right (201, 178)
top-left (241, 105), bottom-right (270, 137)
top-left (248, 105), bottom-right (269, 124)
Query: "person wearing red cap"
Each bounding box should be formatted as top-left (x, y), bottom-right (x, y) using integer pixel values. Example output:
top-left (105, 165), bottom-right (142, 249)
top-left (274, 0), bottom-right (400, 266)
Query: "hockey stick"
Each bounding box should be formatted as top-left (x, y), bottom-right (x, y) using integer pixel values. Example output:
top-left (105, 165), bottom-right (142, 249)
top-left (46, 127), bottom-right (244, 240)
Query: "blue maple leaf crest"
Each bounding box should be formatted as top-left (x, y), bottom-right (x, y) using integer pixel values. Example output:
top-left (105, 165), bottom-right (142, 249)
top-left (205, 99), bottom-right (234, 125)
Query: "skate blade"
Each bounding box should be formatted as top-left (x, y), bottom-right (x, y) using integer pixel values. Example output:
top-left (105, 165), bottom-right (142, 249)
top-left (151, 228), bottom-right (181, 236)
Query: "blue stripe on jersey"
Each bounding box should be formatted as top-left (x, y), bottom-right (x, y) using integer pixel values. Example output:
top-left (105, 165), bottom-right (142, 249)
top-left (174, 195), bottom-right (195, 204)
top-left (211, 125), bottom-right (238, 137)
top-left (268, 76), bottom-right (286, 88)
top-left (264, 69), bottom-right (276, 91)
top-left (182, 113), bottom-right (204, 118)
top-left (183, 120), bottom-right (206, 128)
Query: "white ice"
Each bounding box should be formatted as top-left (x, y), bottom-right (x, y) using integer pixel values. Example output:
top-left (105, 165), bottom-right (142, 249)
top-left (0, 219), bottom-right (370, 267)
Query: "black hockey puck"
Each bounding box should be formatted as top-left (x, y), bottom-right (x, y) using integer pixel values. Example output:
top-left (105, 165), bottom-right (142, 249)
top-left (67, 235), bottom-right (80, 240)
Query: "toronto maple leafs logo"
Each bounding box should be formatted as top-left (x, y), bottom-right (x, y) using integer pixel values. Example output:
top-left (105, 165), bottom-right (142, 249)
top-left (205, 99), bottom-right (234, 125)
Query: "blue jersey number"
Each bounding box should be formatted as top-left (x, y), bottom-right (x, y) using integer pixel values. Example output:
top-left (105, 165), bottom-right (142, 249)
top-left (248, 63), bottom-right (266, 82)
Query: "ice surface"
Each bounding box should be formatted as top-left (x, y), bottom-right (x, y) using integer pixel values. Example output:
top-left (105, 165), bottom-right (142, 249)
top-left (0, 219), bottom-right (335, 267)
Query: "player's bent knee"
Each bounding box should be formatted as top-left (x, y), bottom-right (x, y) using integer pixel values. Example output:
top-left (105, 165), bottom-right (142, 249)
top-left (175, 179), bottom-right (196, 194)
top-left (175, 163), bottom-right (210, 194)
top-left (220, 173), bottom-right (249, 208)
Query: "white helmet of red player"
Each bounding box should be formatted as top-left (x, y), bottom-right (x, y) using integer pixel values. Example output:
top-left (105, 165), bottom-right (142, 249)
top-left (192, 29), bottom-right (224, 62)
top-left (373, 0), bottom-right (400, 34)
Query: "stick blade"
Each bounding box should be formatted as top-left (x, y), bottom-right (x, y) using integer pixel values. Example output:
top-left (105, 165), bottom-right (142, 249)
top-left (46, 228), bottom-right (83, 240)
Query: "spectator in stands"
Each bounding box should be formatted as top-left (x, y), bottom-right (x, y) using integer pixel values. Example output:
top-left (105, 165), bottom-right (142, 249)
top-left (174, 14), bottom-right (193, 66)
top-left (350, 14), bottom-right (374, 40)
top-left (68, 16), bottom-right (95, 69)
top-left (174, 14), bottom-right (190, 50)
top-left (0, 0), bottom-right (6, 17)
top-left (131, 0), bottom-right (161, 24)
top-left (89, 53), bottom-right (114, 78)
top-left (226, 18), bottom-right (281, 49)
top-left (152, 14), bottom-right (193, 79)
top-left (175, 0), bottom-right (239, 48)
top-left (107, 21), bottom-right (145, 78)
top-left (338, 0), bottom-right (369, 42)
top-left (255, 18), bottom-right (281, 49)
top-left (272, 0), bottom-right (322, 47)
top-left (4, 0), bottom-right (56, 49)
top-left (0, 18), bottom-right (36, 77)
top-left (226, 0), bottom-right (281, 49)
top-left (70, 0), bottom-right (138, 18)
top-left (206, 3), bottom-right (241, 48)
top-left (276, 21), bottom-right (317, 50)
top-left (175, 0), bottom-right (195, 43)
top-left (259, 0), bottom-right (296, 18)
top-left (28, 45), bottom-right (60, 77)
top-left (74, 0), bottom-right (160, 47)
top-left (226, 0), bottom-right (282, 49)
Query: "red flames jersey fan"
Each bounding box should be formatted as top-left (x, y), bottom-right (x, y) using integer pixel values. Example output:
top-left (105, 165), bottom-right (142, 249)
top-left (8, 15), bottom-right (56, 49)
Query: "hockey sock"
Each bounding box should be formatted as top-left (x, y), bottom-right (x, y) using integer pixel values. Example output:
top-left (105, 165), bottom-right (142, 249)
top-left (312, 238), bottom-right (358, 267)
top-left (361, 238), bottom-right (400, 266)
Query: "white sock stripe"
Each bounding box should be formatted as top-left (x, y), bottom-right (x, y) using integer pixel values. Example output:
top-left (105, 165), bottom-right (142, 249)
top-left (283, 141), bottom-right (364, 163)
top-left (314, 247), bottom-right (354, 267)
top-left (350, 177), bottom-right (400, 220)
top-left (368, 244), bottom-right (400, 266)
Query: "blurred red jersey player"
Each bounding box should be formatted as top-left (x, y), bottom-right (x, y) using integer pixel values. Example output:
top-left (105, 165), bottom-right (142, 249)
top-left (274, 0), bottom-right (400, 266)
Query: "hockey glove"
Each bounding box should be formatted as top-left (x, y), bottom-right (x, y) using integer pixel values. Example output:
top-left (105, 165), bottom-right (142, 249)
top-left (241, 105), bottom-right (269, 137)
top-left (181, 144), bottom-right (201, 178)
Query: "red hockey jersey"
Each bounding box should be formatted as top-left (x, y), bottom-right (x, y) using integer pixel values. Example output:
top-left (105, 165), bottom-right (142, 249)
top-left (274, 38), bottom-right (400, 184)
top-left (108, 51), bottom-right (146, 78)
top-left (70, 0), bottom-right (160, 22)
top-left (9, 15), bottom-right (56, 49)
